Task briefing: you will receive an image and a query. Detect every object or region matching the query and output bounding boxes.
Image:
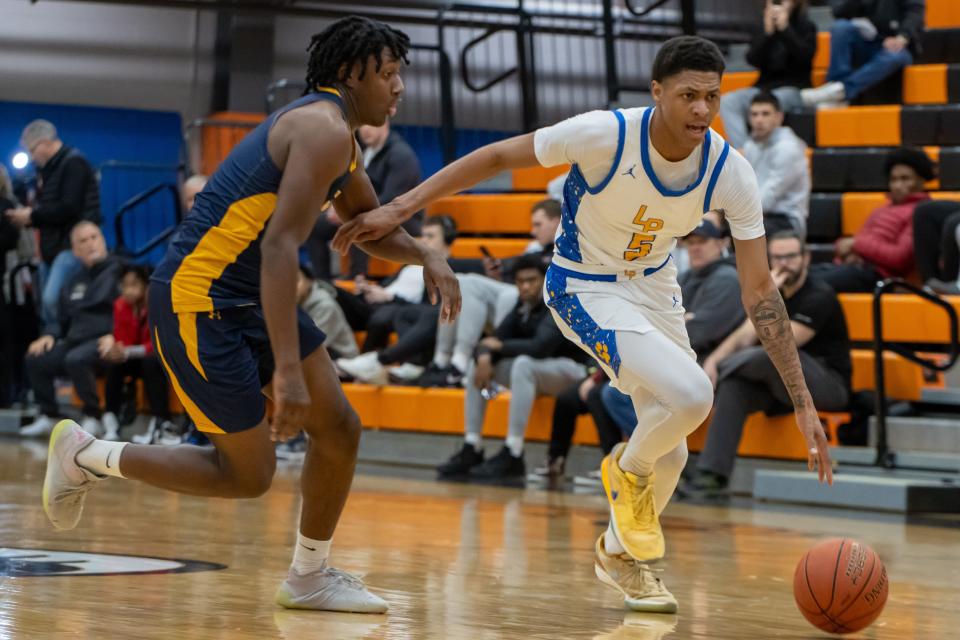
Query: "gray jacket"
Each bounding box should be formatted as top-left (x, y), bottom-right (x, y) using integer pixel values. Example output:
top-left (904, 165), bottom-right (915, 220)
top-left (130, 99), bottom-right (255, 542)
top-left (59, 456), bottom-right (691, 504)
top-left (679, 260), bottom-right (745, 361)
top-left (742, 126), bottom-right (810, 229)
top-left (300, 281), bottom-right (359, 359)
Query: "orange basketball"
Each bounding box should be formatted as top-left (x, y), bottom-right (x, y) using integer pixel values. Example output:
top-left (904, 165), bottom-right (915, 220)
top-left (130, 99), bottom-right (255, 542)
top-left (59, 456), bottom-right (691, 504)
top-left (793, 538), bottom-right (888, 634)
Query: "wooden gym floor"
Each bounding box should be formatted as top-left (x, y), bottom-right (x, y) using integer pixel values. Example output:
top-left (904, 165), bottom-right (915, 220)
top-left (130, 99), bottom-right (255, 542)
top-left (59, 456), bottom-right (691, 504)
top-left (1, 438), bottom-right (957, 639)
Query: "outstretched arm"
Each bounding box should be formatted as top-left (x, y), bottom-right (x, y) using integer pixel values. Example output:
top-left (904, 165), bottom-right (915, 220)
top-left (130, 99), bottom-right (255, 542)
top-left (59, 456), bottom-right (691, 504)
top-left (332, 133), bottom-right (539, 251)
top-left (733, 235), bottom-right (833, 484)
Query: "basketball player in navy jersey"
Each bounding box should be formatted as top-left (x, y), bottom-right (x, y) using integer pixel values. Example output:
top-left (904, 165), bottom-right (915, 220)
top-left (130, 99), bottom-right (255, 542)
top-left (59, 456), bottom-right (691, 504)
top-left (41, 16), bottom-right (460, 612)
top-left (333, 36), bottom-right (834, 612)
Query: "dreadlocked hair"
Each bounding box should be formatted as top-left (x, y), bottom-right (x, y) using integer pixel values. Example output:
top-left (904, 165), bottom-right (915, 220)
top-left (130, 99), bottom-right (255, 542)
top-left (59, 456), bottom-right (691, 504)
top-left (304, 16), bottom-right (410, 93)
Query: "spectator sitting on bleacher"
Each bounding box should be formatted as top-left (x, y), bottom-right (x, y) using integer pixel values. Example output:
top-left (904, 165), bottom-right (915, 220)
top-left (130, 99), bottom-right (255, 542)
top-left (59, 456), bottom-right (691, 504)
top-left (296, 264), bottom-right (359, 361)
top-left (180, 174), bottom-right (208, 213)
top-left (437, 254), bottom-right (589, 480)
top-left (801, 0), bottom-right (925, 108)
top-left (741, 92), bottom-right (811, 236)
top-left (720, 0), bottom-right (818, 148)
top-left (912, 199), bottom-right (960, 294)
top-left (810, 146), bottom-right (933, 292)
top-left (19, 222), bottom-right (123, 438)
top-left (97, 265), bottom-right (173, 444)
top-left (336, 216), bottom-right (479, 384)
top-left (681, 231), bottom-right (851, 495)
top-left (419, 199), bottom-right (561, 387)
top-left (4, 120), bottom-right (101, 335)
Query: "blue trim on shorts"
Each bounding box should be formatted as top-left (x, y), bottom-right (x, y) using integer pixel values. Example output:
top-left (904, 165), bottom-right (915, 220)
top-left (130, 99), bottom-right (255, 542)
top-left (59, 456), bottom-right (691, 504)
top-left (545, 266), bottom-right (621, 375)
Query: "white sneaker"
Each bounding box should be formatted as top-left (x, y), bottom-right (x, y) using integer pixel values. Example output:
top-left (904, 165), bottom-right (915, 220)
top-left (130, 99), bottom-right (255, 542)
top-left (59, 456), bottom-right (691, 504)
top-left (594, 535), bottom-right (678, 613)
top-left (157, 420), bottom-right (182, 445)
top-left (42, 419), bottom-right (106, 530)
top-left (573, 469), bottom-right (603, 487)
top-left (336, 352), bottom-right (388, 385)
top-left (132, 417), bottom-right (158, 444)
top-left (20, 414), bottom-right (57, 438)
top-left (388, 362), bottom-right (425, 383)
top-left (101, 412), bottom-right (120, 441)
top-left (800, 81), bottom-right (846, 107)
top-left (275, 565), bottom-right (388, 613)
top-left (80, 416), bottom-right (103, 438)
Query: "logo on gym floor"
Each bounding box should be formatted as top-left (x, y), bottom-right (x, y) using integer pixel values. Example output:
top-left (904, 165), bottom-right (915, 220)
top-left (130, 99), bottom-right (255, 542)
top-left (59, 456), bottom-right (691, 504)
top-left (0, 548), bottom-right (226, 577)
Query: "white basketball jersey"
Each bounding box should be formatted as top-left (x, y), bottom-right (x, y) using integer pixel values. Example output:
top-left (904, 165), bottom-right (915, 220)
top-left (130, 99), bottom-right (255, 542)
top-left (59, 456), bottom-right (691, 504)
top-left (551, 107), bottom-right (730, 277)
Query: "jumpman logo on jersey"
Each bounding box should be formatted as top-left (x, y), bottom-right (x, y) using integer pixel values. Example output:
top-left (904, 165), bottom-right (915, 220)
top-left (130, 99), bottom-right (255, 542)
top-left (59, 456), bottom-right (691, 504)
top-left (621, 164), bottom-right (638, 179)
top-left (672, 294), bottom-right (679, 308)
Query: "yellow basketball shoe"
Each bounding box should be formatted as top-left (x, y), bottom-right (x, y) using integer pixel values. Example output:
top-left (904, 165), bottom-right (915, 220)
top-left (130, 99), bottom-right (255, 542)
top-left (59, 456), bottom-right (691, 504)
top-left (594, 534), bottom-right (678, 613)
top-left (600, 443), bottom-right (664, 561)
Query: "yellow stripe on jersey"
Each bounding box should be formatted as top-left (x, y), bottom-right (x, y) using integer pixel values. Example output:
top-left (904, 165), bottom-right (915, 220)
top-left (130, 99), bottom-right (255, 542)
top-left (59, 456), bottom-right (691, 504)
top-left (178, 312), bottom-right (207, 381)
top-left (170, 192), bottom-right (277, 312)
top-left (154, 328), bottom-right (225, 435)
top-left (316, 86), bottom-right (341, 97)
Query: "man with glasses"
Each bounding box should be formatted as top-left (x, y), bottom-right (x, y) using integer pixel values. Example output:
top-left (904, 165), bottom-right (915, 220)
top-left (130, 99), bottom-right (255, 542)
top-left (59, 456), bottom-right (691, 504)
top-left (682, 230), bottom-right (851, 495)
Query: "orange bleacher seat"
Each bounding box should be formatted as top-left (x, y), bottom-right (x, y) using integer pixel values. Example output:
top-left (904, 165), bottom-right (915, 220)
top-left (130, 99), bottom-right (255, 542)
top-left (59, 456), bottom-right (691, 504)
top-left (927, 0), bottom-right (960, 28)
top-left (839, 293), bottom-right (960, 343)
top-left (816, 105), bottom-right (901, 147)
top-left (426, 194), bottom-right (543, 234)
top-left (904, 64), bottom-right (949, 105)
top-left (511, 165), bottom-right (569, 191)
top-left (813, 31), bottom-right (831, 70)
top-left (850, 349), bottom-right (924, 401)
top-left (687, 411), bottom-right (848, 461)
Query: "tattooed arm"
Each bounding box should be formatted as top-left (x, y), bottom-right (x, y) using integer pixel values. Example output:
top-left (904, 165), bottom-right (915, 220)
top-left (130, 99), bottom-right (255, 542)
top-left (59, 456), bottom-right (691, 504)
top-left (731, 236), bottom-right (834, 484)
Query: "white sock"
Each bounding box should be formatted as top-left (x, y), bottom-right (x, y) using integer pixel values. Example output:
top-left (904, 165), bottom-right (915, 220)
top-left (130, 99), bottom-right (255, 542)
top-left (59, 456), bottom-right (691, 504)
top-left (433, 352), bottom-right (451, 368)
top-left (450, 351), bottom-right (470, 373)
top-left (618, 450), bottom-right (654, 478)
top-left (505, 435), bottom-right (524, 457)
top-left (604, 524), bottom-right (626, 555)
top-left (292, 533), bottom-right (331, 575)
top-left (464, 432), bottom-right (482, 450)
top-left (75, 440), bottom-right (128, 478)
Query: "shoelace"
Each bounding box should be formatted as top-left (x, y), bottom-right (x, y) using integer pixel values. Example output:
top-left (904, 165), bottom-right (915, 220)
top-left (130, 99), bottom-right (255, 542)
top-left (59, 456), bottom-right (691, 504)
top-left (325, 567), bottom-right (366, 590)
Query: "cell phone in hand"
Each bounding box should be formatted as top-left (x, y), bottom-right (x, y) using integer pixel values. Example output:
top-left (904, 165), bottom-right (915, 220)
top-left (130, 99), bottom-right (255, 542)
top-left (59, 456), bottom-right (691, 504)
top-left (479, 245), bottom-right (494, 260)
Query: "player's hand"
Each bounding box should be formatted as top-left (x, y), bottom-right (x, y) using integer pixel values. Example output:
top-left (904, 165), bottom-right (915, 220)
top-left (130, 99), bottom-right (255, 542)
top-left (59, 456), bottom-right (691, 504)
top-left (423, 251), bottom-right (461, 323)
top-left (271, 368), bottom-right (311, 442)
top-left (796, 406), bottom-right (834, 485)
top-left (332, 202), bottom-right (405, 253)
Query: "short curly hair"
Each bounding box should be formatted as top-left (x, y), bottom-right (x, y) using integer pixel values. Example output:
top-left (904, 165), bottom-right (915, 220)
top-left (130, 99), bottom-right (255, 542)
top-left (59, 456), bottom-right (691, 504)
top-left (884, 147), bottom-right (936, 182)
top-left (651, 36), bottom-right (725, 83)
top-left (304, 16), bottom-right (410, 92)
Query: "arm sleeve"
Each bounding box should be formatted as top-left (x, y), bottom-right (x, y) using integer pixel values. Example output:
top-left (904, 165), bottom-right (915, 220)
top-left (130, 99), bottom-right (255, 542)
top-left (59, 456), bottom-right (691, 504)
top-left (899, 0), bottom-right (926, 43)
top-left (789, 288), bottom-right (834, 334)
top-left (383, 265), bottom-right (425, 303)
top-left (779, 21), bottom-right (818, 63)
top-left (852, 211), bottom-right (915, 274)
top-left (29, 157), bottom-right (90, 227)
top-left (533, 110), bottom-right (620, 185)
top-left (498, 313), bottom-right (567, 359)
top-left (710, 150), bottom-right (766, 241)
top-left (758, 138), bottom-right (808, 212)
top-left (685, 271), bottom-right (746, 353)
top-left (377, 145), bottom-right (421, 204)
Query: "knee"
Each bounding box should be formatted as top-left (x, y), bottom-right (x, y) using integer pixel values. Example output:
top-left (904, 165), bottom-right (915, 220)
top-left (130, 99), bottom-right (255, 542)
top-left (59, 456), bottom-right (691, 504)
top-left (671, 373), bottom-right (714, 431)
top-left (311, 406), bottom-right (362, 453)
top-left (63, 351), bottom-right (92, 373)
top-left (830, 19), bottom-right (856, 37)
top-left (510, 355), bottom-right (535, 378)
top-left (230, 464), bottom-right (275, 498)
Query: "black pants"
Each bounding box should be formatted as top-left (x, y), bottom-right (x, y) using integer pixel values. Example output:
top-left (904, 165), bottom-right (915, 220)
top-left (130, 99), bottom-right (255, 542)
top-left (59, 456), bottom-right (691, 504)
top-left (307, 213), bottom-right (424, 279)
top-left (0, 302), bottom-right (38, 408)
top-left (697, 346), bottom-right (850, 479)
top-left (104, 355), bottom-right (170, 420)
top-left (26, 338), bottom-right (102, 417)
top-left (548, 380), bottom-right (624, 460)
top-left (808, 262), bottom-right (880, 293)
top-left (362, 302), bottom-right (409, 352)
top-left (377, 304), bottom-right (438, 366)
top-left (912, 200), bottom-right (960, 282)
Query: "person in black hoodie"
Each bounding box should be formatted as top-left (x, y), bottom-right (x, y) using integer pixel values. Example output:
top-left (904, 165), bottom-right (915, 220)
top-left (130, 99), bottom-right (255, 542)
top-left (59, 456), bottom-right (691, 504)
top-left (20, 222), bottom-right (122, 439)
top-left (4, 120), bottom-right (101, 333)
top-left (720, 0), bottom-right (818, 148)
top-left (801, 0), bottom-right (925, 107)
top-left (437, 254), bottom-right (589, 480)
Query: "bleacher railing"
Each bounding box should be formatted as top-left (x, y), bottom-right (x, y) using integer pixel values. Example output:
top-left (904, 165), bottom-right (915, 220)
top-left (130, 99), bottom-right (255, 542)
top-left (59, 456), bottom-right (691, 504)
top-left (872, 279), bottom-right (960, 468)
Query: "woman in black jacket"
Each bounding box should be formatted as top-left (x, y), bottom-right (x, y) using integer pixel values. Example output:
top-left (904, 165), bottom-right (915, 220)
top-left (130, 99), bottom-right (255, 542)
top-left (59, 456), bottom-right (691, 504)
top-left (720, 0), bottom-right (817, 148)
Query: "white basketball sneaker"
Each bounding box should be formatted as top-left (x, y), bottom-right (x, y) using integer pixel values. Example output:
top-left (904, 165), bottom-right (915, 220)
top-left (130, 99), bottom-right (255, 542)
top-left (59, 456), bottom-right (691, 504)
top-left (20, 414), bottom-right (57, 438)
top-left (275, 564), bottom-right (388, 613)
top-left (594, 535), bottom-right (678, 613)
top-left (42, 420), bottom-right (105, 531)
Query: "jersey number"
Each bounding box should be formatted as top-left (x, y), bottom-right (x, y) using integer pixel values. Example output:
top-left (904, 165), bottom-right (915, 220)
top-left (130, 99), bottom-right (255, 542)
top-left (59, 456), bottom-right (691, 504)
top-left (623, 205), bottom-right (664, 261)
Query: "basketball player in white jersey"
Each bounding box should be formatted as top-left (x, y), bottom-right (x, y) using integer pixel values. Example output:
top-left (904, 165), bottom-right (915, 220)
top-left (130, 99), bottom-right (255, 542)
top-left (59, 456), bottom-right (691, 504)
top-left (332, 35), bottom-right (834, 611)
